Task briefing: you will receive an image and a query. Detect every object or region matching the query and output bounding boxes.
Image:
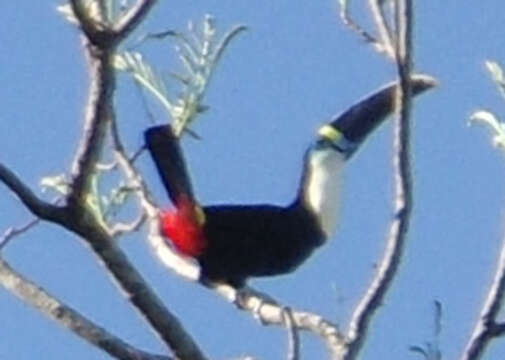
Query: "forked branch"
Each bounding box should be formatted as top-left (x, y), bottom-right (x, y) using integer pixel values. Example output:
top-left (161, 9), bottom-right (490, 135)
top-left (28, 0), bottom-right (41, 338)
top-left (336, 0), bottom-right (415, 358)
top-left (0, 2), bottom-right (207, 359)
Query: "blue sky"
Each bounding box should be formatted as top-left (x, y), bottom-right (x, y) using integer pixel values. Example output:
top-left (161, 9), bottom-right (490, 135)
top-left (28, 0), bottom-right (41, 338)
top-left (2, 1), bottom-right (505, 359)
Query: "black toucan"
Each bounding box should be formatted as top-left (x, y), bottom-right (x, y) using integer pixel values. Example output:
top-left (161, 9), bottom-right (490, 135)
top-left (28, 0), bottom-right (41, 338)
top-left (145, 75), bottom-right (435, 287)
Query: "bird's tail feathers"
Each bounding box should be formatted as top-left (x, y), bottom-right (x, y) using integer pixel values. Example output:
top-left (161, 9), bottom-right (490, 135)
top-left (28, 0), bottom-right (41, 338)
top-left (144, 125), bottom-right (197, 207)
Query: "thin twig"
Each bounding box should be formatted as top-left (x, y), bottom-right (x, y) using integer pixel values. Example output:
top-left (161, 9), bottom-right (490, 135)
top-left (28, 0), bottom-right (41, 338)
top-left (209, 284), bottom-right (346, 348)
top-left (340, 1), bottom-right (414, 359)
top-left (283, 307), bottom-right (300, 360)
top-left (369, 0), bottom-right (396, 58)
top-left (461, 236), bottom-right (505, 360)
top-left (117, 142), bottom-right (201, 281)
top-left (109, 113), bottom-right (201, 281)
top-left (96, 145), bottom-right (145, 172)
top-left (0, 218), bottom-right (41, 250)
top-left (339, 0), bottom-right (380, 48)
top-left (114, 0), bottom-right (158, 40)
top-left (107, 114), bottom-right (206, 357)
top-left (0, 257), bottom-right (170, 360)
top-left (338, 0), bottom-right (394, 56)
top-left (0, 163), bottom-right (65, 222)
top-left (110, 211), bottom-right (147, 238)
top-left (0, 197), bottom-right (64, 250)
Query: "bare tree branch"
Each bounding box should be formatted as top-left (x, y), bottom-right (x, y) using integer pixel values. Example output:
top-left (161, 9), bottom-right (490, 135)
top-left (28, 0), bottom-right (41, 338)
top-left (0, 217), bottom-right (41, 250)
top-left (110, 211), bottom-right (147, 238)
top-left (110, 114), bottom-right (201, 281)
top-left (339, 0), bottom-right (380, 50)
top-left (0, 195), bottom-right (65, 250)
top-left (0, 3), bottom-right (208, 358)
top-left (461, 236), bottom-right (505, 360)
top-left (283, 307), bottom-right (300, 360)
top-left (208, 284), bottom-right (346, 349)
top-left (68, 220), bottom-right (207, 360)
top-left (0, 162), bottom-right (206, 360)
top-left (0, 257), bottom-right (170, 360)
top-left (114, 0), bottom-right (158, 40)
top-left (0, 162), bottom-right (65, 222)
top-left (69, 0), bottom-right (157, 205)
top-left (68, 44), bottom-right (115, 205)
top-left (339, 1), bottom-right (414, 359)
top-left (338, 0), bottom-right (395, 57)
top-left (108, 113), bottom-right (206, 358)
top-left (369, 0), bottom-right (395, 58)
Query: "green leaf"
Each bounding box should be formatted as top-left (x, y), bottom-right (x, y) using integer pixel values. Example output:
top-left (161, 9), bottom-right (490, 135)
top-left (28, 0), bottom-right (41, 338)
top-left (115, 15), bottom-right (246, 138)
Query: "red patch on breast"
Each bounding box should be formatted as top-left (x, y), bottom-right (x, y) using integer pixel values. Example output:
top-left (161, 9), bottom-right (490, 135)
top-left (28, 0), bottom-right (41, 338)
top-left (160, 197), bottom-right (207, 257)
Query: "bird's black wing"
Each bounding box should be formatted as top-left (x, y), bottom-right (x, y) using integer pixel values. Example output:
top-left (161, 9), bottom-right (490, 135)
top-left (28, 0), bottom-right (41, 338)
top-left (199, 204), bottom-right (324, 286)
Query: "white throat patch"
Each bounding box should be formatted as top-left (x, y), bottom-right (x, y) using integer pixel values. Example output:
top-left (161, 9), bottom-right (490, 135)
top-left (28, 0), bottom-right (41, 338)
top-left (305, 148), bottom-right (345, 238)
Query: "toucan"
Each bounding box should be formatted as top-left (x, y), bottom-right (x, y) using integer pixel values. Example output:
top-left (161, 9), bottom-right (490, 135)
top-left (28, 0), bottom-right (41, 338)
top-left (145, 75), bottom-right (435, 288)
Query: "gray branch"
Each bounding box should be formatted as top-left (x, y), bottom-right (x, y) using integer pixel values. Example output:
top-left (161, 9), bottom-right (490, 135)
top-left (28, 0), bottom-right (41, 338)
top-left (68, 41), bottom-right (115, 204)
top-left (209, 284), bottom-right (346, 348)
top-left (69, 0), bottom-right (158, 204)
top-left (0, 257), bottom-right (170, 360)
top-left (338, 1), bottom-right (414, 359)
top-left (69, 0), bottom-right (105, 41)
top-left (461, 236), bottom-right (505, 360)
top-left (369, 0), bottom-right (395, 58)
top-left (283, 307), bottom-right (300, 360)
top-left (0, 162), bottom-right (206, 360)
top-left (0, 162), bottom-right (65, 222)
top-left (0, 216), bottom-right (40, 249)
top-left (0, 2), bottom-right (207, 358)
top-left (114, 0), bottom-right (158, 40)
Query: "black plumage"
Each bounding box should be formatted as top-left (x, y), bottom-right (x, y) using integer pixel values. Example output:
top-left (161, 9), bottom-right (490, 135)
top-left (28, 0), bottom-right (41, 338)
top-left (199, 203), bottom-right (324, 286)
top-left (145, 75), bottom-right (436, 287)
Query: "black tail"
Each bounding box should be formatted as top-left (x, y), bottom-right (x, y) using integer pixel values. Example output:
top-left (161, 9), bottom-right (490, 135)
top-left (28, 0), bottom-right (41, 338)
top-left (144, 125), bottom-right (196, 205)
top-left (328, 74), bottom-right (436, 147)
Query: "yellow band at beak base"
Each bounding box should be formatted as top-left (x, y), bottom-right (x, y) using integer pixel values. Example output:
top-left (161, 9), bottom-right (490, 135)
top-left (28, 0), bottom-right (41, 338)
top-left (318, 124), bottom-right (343, 142)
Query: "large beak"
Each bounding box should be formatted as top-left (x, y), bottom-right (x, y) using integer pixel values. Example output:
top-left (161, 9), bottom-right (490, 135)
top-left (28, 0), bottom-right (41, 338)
top-left (319, 74), bottom-right (437, 155)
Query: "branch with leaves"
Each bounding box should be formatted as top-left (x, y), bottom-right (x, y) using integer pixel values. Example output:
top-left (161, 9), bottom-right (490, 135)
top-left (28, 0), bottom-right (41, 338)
top-left (114, 15), bottom-right (247, 137)
top-left (0, 1), bottom-right (207, 359)
top-left (0, 1), bottom-right (434, 359)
